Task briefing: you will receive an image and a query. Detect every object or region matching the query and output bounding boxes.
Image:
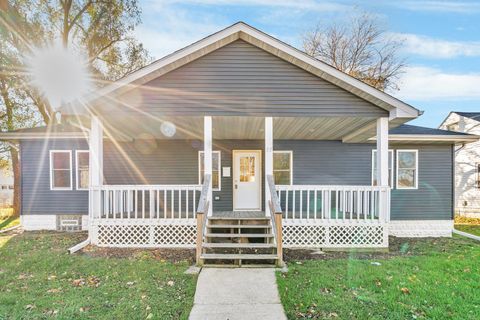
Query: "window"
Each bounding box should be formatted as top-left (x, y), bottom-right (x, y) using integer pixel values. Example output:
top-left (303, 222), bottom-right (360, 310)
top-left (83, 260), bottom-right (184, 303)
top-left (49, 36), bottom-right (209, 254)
top-left (273, 151), bottom-right (292, 185)
top-left (76, 151), bottom-right (89, 190)
top-left (371, 150), bottom-right (394, 187)
top-left (199, 151), bottom-right (221, 191)
top-left (396, 150), bottom-right (418, 189)
top-left (50, 150), bottom-right (72, 190)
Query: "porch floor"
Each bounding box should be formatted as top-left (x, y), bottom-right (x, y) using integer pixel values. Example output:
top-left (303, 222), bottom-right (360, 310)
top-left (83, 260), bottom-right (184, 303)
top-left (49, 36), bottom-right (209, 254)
top-left (212, 211), bottom-right (266, 218)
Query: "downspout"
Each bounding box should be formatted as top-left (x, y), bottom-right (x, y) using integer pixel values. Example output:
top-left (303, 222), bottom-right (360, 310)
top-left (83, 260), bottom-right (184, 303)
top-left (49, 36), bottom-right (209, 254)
top-left (68, 124), bottom-right (92, 254)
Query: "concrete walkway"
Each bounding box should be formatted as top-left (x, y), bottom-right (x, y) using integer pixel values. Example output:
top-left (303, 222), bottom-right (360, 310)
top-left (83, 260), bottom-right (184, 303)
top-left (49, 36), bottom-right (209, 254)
top-left (189, 268), bottom-right (287, 320)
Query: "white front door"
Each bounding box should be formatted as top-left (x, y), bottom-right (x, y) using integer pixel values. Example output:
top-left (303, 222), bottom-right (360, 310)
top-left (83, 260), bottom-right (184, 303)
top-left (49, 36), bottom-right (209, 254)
top-left (233, 150), bottom-right (262, 211)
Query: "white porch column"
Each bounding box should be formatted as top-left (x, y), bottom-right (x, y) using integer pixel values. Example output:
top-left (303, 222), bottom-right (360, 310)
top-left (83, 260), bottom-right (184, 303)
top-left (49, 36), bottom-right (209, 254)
top-left (89, 116), bottom-right (103, 221)
top-left (265, 117), bottom-right (273, 216)
top-left (376, 117), bottom-right (389, 221)
top-left (204, 116), bottom-right (213, 216)
top-left (376, 117), bottom-right (389, 187)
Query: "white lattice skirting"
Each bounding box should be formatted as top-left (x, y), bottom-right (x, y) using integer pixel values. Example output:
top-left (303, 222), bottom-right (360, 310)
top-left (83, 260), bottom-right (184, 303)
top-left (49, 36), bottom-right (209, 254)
top-left (90, 219), bottom-right (196, 248)
top-left (282, 221), bottom-right (388, 248)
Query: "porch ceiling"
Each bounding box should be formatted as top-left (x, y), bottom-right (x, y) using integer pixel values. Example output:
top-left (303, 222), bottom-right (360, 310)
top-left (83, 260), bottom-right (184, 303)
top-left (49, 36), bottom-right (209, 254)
top-left (101, 116), bottom-right (378, 141)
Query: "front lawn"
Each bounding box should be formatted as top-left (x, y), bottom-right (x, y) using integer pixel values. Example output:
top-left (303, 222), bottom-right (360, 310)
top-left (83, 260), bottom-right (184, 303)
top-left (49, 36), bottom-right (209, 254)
top-left (277, 236), bottom-right (480, 319)
top-left (0, 232), bottom-right (197, 319)
top-left (455, 224), bottom-right (480, 237)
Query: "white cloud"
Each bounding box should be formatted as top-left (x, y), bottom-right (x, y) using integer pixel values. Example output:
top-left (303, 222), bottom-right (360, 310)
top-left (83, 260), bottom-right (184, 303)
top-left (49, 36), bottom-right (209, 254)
top-left (395, 66), bottom-right (480, 101)
top-left (394, 33), bottom-right (480, 58)
top-left (135, 2), bottom-right (226, 59)
top-left (392, 1), bottom-right (480, 13)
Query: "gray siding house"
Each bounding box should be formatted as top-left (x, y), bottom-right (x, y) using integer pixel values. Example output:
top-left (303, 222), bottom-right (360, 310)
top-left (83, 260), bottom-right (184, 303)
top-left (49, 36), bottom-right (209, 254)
top-left (1, 23), bottom-right (477, 262)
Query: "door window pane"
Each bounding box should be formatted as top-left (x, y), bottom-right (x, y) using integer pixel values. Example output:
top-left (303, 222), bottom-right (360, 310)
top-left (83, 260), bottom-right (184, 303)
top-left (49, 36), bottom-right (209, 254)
top-left (240, 156), bottom-right (255, 182)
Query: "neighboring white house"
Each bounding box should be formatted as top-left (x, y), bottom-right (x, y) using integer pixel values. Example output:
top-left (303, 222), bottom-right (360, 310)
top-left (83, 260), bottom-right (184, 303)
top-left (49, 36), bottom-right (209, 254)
top-left (0, 166), bottom-right (13, 208)
top-left (440, 112), bottom-right (480, 217)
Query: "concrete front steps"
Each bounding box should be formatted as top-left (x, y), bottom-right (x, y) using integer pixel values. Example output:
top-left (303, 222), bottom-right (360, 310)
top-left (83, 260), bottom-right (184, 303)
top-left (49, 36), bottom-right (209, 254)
top-left (201, 217), bottom-right (279, 266)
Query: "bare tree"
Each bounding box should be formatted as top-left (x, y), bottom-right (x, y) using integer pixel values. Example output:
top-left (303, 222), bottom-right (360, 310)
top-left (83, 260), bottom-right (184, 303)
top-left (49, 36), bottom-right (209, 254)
top-left (303, 12), bottom-right (405, 91)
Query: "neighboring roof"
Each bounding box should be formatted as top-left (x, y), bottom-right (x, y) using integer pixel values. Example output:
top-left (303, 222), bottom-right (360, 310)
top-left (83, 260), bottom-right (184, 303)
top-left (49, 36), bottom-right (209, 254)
top-left (451, 112), bottom-right (480, 121)
top-left (61, 21), bottom-right (420, 120)
top-left (390, 124), bottom-right (471, 136)
top-left (386, 124), bottom-right (479, 144)
top-left (0, 124), bottom-right (86, 140)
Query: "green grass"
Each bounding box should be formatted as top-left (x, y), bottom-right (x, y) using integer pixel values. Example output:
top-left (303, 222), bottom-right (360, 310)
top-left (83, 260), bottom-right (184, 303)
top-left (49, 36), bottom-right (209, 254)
top-left (0, 216), bottom-right (20, 231)
top-left (0, 232), bottom-right (197, 319)
top-left (455, 224), bottom-right (480, 237)
top-left (277, 237), bottom-right (480, 319)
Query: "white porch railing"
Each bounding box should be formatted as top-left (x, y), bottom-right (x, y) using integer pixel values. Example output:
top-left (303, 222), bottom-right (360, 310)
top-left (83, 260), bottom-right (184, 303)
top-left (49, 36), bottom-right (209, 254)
top-left (276, 185), bottom-right (390, 222)
top-left (275, 185), bottom-right (390, 248)
top-left (89, 184), bottom-right (202, 248)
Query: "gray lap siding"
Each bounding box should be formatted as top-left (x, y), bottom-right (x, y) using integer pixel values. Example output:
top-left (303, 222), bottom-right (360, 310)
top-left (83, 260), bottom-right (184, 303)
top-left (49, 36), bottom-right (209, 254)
top-left (21, 139), bottom-right (452, 220)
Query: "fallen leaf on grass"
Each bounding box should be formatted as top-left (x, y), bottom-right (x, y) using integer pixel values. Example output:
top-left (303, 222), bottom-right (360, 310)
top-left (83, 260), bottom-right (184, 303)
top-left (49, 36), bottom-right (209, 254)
top-left (167, 281), bottom-right (174, 287)
top-left (47, 288), bottom-right (61, 294)
top-left (25, 304), bottom-right (35, 310)
top-left (401, 287), bottom-right (410, 294)
top-left (72, 278), bottom-right (85, 287)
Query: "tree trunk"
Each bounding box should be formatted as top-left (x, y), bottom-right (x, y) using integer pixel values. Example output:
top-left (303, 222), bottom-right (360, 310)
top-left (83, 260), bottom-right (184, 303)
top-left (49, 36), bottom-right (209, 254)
top-left (10, 147), bottom-right (20, 218)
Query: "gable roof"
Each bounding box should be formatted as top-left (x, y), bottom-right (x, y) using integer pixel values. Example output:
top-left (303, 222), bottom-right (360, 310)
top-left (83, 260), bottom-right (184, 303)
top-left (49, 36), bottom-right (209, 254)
top-left (62, 22), bottom-right (420, 120)
top-left (452, 112), bottom-right (480, 121)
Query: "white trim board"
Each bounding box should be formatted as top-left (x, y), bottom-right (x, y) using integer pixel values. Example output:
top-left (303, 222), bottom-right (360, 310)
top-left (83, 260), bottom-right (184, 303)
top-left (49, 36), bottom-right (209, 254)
top-left (63, 22), bottom-right (419, 120)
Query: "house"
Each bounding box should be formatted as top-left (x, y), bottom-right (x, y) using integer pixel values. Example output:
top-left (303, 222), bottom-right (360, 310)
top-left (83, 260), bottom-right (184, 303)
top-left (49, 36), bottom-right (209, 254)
top-left (440, 112), bottom-right (480, 218)
top-left (0, 166), bottom-right (13, 208)
top-left (0, 23), bottom-right (477, 264)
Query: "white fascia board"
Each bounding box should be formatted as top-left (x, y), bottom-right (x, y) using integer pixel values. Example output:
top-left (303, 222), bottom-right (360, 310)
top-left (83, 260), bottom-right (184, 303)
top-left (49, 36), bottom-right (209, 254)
top-left (0, 133), bottom-right (86, 140)
top-left (382, 134), bottom-right (480, 143)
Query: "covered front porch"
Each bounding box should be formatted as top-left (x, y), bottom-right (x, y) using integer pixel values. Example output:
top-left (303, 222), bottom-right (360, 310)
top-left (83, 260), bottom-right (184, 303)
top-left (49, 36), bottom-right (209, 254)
top-left (86, 114), bottom-right (392, 252)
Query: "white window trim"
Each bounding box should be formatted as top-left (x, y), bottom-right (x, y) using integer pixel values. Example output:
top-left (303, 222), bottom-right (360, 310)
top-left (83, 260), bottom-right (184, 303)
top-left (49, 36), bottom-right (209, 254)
top-left (396, 149), bottom-right (418, 190)
top-left (75, 150), bottom-right (89, 191)
top-left (273, 150), bottom-right (293, 185)
top-left (49, 150), bottom-right (73, 191)
top-left (198, 151), bottom-right (221, 191)
top-left (371, 149), bottom-right (394, 187)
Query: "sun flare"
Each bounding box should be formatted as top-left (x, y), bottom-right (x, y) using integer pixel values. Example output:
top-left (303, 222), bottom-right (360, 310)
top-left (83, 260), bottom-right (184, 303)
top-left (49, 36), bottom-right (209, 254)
top-left (25, 44), bottom-right (92, 108)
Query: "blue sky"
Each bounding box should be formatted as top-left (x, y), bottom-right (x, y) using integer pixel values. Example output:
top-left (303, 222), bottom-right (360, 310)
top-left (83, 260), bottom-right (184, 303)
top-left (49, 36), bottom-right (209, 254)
top-left (136, 0), bottom-right (480, 128)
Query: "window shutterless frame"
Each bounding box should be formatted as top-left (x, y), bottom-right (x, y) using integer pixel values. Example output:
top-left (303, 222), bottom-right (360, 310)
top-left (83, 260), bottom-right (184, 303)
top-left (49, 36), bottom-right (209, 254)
top-left (198, 150), bottom-right (221, 191)
top-left (396, 149), bottom-right (418, 190)
top-left (371, 149), bottom-right (394, 187)
top-left (75, 150), bottom-right (89, 191)
top-left (49, 150), bottom-right (73, 190)
top-left (273, 150), bottom-right (293, 185)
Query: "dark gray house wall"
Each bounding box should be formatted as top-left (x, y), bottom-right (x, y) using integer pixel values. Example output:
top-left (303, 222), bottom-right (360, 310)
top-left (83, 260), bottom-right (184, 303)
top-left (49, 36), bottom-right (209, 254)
top-left (20, 139), bottom-right (89, 215)
top-left (21, 139), bottom-right (452, 220)
top-left (110, 40), bottom-right (388, 117)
